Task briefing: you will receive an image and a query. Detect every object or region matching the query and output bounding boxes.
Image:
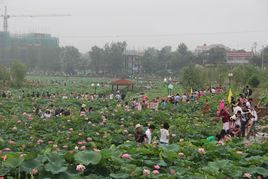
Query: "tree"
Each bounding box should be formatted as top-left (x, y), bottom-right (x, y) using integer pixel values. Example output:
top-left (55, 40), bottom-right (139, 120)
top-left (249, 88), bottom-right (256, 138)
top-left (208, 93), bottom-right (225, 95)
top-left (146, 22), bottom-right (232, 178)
top-left (207, 47), bottom-right (226, 64)
top-left (251, 46), bottom-right (268, 67)
top-left (177, 43), bottom-right (188, 56)
top-left (181, 65), bottom-right (204, 90)
top-left (170, 43), bottom-right (195, 72)
top-left (141, 48), bottom-right (160, 75)
top-left (104, 41), bottom-right (127, 76)
top-left (0, 64), bottom-right (10, 82)
top-left (10, 60), bottom-right (27, 87)
top-left (60, 46), bottom-right (81, 75)
top-left (90, 46), bottom-right (104, 74)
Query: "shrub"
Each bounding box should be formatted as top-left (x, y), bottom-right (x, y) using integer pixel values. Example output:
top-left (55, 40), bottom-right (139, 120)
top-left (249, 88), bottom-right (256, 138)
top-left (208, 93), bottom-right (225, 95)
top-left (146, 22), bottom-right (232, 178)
top-left (248, 75), bottom-right (260, 88)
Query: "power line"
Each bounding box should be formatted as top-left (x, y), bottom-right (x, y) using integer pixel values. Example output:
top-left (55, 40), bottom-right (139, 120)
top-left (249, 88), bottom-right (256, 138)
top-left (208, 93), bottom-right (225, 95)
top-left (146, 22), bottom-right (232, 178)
top-left (58, 29), bottom-right (268, 39)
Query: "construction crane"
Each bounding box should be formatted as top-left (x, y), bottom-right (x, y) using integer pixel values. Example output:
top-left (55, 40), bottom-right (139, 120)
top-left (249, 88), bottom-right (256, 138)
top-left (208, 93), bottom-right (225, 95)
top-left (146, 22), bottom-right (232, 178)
top-left (1, 6), bottom-right (71, 32)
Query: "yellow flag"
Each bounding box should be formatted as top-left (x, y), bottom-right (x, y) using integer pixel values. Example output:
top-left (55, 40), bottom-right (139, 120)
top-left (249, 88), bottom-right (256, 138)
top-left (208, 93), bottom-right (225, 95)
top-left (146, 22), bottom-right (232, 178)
top-left (227, 88), bottom-right (233, 104)
top-left (190, 88), bottom-right (193, 94)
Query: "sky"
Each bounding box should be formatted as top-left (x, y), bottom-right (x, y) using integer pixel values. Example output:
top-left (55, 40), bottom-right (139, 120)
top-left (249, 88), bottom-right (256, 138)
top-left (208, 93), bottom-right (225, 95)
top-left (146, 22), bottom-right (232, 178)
top-left (1, 0), bottom-right (268, 53)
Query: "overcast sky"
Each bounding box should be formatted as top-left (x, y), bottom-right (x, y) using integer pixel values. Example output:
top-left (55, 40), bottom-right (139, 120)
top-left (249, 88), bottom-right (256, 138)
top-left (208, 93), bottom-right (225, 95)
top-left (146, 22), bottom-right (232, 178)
top-left (1, 0), bottom-right (268, 52)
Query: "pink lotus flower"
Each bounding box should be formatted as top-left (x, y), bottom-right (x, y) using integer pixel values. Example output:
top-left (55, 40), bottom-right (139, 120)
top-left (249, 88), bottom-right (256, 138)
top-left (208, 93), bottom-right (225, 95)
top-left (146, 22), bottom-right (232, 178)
top-left (4, 148), bottom-right (11, 152)
top-left (22, 144), bottom-right (26, 149)
top-left (93, 148), bottom-right (101, 152)
top-left (217, 141), bottom-right (224, 145)
top-left (77, 141), bottom-right (83, 145)
top-left (8, 140), bottom-right (16, 145)
top-left (80, 112), bottom-right (86, 117)
top-left (102, 117), bottom-right (107, 124)
top-left (121, 153), bottom-right (131, 159)
top-left (28, 126), bottom-right (32, 129)
top-left (154, 165), bottom-right (160, 170)
top-left (68, 128), bottom-right (73, 131)
top-left (17, 120), bottom-right (21, 124)
top-left (76, 164), bottom-right (86, 173)
top-left (87, 137), bottom-right (93, 142)
top-left (31, 168), bottom-right (38, 175)
top-left (243, 172), bottom-right (252, 179)
top-left (152, 170), bottom-right (160, 174)
top-left (2, 155), bottom-right (7, 161)
top-left (22, 112), bottom-right (27, 116)
top-left (48, 141), bottom-right (54, 144)
top-left (63, 145), bottom-right (68, 149)
top-left (143, 169), bottom-right (151, 176)
top-left (0, 150), bottom-right (2, 154)
top-left (28, 115), bottom-right (32, 120)
top-left (198, 148), bottom-right (206, 154)
top-left (80, 146), bottom-right (86, 150)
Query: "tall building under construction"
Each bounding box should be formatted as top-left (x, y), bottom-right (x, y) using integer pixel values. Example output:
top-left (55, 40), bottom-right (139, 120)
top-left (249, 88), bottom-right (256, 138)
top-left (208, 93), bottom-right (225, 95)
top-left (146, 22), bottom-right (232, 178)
top-left (0, 32), bottom-right (59, 65)
top-left (0, 32), bottom-right (59, 48)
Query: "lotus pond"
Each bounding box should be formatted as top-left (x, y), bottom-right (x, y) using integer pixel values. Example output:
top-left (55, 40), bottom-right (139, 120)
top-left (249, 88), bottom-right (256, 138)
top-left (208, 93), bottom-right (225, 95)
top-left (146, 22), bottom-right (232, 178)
top-left (0, 77), bottom-right (267, 179)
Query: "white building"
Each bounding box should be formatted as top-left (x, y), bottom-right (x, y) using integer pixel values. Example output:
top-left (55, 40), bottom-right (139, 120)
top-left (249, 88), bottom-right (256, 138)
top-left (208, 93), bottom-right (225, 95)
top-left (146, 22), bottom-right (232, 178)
top-left (194, 44), bottom-right (230, 55)
top-left (226, 52), bottom-right (253, 64)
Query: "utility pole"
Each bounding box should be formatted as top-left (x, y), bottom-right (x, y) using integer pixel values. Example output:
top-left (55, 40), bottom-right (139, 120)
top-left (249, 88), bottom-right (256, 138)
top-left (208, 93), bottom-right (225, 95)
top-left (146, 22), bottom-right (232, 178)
top-left (261, 52), bottom-right (264, 70)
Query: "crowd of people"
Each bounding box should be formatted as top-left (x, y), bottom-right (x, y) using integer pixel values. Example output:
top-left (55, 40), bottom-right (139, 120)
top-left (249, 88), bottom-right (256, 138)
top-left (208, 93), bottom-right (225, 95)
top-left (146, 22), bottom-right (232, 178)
top-left (134, 122), bottom-right (170, 145)
top-left (1, 84), bottom-right (260, 146)
top-left (218, 86), bottom-right (258, 141)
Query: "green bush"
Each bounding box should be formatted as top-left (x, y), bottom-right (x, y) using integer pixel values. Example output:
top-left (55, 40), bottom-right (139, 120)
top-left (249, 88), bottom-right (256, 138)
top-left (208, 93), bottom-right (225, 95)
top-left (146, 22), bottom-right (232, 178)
top-left (10, 60), bottom-right (27, 87)
top-left (248, 75), bottom-right (260, 88)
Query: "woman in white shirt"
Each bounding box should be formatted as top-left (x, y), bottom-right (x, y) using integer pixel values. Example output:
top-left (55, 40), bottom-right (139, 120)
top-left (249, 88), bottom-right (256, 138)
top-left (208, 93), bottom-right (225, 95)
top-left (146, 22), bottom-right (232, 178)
top-left (160, 122), bottom-right (170, 145)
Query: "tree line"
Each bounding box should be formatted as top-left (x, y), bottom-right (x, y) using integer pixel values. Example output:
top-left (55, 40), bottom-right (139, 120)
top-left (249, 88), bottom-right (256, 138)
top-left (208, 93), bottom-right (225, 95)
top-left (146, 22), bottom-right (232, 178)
top-left (0, 41), bottom-right (267, 77)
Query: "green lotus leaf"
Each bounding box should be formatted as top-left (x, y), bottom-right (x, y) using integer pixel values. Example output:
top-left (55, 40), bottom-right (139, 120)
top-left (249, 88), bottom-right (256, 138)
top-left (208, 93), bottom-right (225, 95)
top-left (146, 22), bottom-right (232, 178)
top-left (21, 159), bottom-right (42, 173)
top-left (110, 173), bottom-right (129, 179)
top-left (74, 151), bottom-right (102, 165)
top-left (45, 162), bottom-right (67, 174)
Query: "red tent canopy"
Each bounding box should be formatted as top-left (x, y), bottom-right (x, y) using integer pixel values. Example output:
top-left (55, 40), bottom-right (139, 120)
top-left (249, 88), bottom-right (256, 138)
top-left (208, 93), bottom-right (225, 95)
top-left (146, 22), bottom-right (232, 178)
top-left (111, 79), bottom-right (134, 85)
top-left (111, 79), bottom-right (134, 91)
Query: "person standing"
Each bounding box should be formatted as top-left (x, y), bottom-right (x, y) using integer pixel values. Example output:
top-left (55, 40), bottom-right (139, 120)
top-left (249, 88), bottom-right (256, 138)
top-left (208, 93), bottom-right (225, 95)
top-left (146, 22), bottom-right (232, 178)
top-left (145, 125), bottom-right (155, 144)
top-left (160, 122), bottom-right (170, 145)
top-left (174, 93), bottom-right (181, 105)
top-left (241, 110), bottom-right (249, 137)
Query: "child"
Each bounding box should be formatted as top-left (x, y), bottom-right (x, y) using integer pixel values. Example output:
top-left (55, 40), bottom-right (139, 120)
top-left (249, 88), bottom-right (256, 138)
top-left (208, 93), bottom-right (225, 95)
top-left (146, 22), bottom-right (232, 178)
top-left (160, 122), bottom-right (170, 145)
top-left (231, 125), bottom-right (241, 137)
top-left (145, 124), bottom-right (155, 144)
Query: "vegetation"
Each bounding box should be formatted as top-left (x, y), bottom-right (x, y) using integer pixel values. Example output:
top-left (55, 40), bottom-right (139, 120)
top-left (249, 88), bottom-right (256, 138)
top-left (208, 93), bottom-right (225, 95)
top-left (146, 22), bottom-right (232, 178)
top-left (0, 81), bottom-right (267, 178)
top-left (0, 60), bottom-right (27, 87)
top-left (1, 42), bottom-right (267, 77)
